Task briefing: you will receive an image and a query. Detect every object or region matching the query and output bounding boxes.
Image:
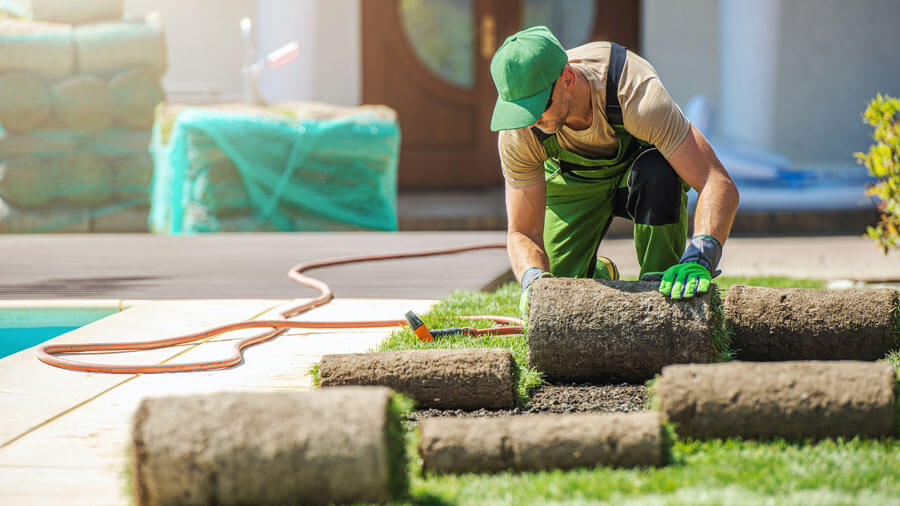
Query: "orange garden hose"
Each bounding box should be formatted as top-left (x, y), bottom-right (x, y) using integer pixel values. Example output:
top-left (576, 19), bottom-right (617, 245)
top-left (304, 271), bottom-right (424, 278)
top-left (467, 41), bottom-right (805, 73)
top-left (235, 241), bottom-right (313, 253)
top-left (37, 244), bottom-right (524, 374)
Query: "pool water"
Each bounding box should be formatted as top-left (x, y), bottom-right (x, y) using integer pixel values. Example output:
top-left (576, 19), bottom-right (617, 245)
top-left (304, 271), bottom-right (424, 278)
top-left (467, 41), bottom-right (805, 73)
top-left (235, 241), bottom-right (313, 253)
top-left (0, 326), bottom-right (79, 359)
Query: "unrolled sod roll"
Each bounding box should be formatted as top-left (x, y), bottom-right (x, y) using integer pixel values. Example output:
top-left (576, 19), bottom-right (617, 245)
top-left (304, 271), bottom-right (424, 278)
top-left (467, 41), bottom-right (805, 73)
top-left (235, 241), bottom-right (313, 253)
top-left (657, 361), bottom-right (896, 439)
top-left (0, 18), bottom-right (74, 78)
top-left (108, 68), bottom-right (164, 130)
top-left (74, 21), bottom-right (166, 76)
top-left (319, 349), bottom-right (518, 409)
top-left (725, 285), bottom-right (896, 361)
top-left (132, 387), bottom-right (405, 506)
top-left (527, 278), bottom-right (725, 382)
top-left (51, 75), bottom-right (113, 132)
top-left (0, 74), bottom-right (51, 133)
top-left (419, 411), bottom-right (664, 474)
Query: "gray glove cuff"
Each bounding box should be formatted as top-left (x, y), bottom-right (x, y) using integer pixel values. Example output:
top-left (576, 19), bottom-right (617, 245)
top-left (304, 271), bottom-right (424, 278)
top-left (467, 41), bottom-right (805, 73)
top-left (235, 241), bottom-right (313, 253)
top-left (679, 235), bottom-right (722, 273)
top-left (520, 267), bottom-right (547, 290)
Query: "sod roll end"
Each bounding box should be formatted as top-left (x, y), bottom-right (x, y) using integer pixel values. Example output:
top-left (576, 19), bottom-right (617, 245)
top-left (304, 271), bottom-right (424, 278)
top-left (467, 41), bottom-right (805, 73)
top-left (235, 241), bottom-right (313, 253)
top-left (658, 361), bottom-right (896, 439)
top-left (725, 285), bottom-right (896, 361)
top-left (132, 386), bottom-right (405, 505)
top-left (420, 411), bottom-right (664, 474)
top-left (318, 348), bottom-right (517, 409)
top-left (527, 278), bottom-right (725, 382)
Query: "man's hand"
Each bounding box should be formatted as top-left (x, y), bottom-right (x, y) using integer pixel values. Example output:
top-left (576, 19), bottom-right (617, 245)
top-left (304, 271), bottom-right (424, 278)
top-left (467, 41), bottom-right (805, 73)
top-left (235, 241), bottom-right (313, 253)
top-left (518, 267), bottom-right (552, 318)
top-left (659, 262), bottom-right (711, 299)
top-left (658, 235), bottom-right (722, 300)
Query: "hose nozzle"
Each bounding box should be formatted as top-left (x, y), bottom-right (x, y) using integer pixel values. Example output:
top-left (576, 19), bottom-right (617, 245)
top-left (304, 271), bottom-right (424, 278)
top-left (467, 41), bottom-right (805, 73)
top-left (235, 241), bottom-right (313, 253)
top-left (404, 311), bottom-right (434, 342)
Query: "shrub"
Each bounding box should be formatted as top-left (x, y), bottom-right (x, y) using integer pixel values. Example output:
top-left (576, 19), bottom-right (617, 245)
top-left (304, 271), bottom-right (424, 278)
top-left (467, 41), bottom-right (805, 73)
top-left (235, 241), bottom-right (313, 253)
top-left (856, 94), bottom-right (900, 254)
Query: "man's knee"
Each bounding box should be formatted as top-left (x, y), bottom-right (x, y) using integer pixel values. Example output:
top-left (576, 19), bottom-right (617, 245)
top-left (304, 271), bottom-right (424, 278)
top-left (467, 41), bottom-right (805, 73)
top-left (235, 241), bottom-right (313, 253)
top-left (626, 148), bottom-right (684, 225)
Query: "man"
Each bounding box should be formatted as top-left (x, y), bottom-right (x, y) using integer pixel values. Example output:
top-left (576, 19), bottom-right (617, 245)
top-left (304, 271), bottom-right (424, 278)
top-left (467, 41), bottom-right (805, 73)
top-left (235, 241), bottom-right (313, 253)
top-left (490, 26), bottom-right (739, 312)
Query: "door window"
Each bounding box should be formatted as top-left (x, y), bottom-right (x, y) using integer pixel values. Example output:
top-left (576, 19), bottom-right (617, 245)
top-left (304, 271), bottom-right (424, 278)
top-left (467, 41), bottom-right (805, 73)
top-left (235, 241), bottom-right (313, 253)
top-left (399, 0), bottom-right (475, 89)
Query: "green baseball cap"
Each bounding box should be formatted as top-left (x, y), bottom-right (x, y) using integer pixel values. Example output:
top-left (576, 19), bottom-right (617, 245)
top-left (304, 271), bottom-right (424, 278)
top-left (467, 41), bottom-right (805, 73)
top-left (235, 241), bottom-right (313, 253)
top-left (490, 26), bottom-right (567, 131)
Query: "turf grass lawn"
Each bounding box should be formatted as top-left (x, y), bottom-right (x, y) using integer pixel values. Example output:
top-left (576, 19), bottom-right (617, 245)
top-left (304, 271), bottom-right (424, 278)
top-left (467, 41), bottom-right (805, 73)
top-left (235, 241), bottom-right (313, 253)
top-left (375, 276), bottom-right (900, 505)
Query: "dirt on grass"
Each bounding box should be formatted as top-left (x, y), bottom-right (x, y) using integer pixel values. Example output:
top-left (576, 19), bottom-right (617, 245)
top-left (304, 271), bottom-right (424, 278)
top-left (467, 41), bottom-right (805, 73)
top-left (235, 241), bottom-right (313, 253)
top-left (406, 383), bottom-right (647, 421)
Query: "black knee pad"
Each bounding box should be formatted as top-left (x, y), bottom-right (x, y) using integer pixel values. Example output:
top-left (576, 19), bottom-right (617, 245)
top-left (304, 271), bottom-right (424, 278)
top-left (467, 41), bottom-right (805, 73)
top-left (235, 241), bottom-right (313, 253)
top-left (623, 148), bottom-right (684, 226)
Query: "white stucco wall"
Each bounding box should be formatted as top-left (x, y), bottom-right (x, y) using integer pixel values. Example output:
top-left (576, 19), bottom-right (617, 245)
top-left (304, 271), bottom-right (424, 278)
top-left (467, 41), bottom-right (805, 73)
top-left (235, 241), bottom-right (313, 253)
top-left (122, 0), bottom-right (361, 105)
top-left (642, 0), bottom-right (900, 163)
top-left (641, 0), bottom-right (718, 109)
top-left (775, 0), bottom-right (900, 162)
top-left (255, 0), bottom-right (360, 105)
top-left (123, 0), bottom-right (255, 103)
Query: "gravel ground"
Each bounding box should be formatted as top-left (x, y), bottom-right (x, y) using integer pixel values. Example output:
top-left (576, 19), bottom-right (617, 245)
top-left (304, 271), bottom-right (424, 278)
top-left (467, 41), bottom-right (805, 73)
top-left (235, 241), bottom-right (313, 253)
top-left (406, 383), bottom-right (647, 421)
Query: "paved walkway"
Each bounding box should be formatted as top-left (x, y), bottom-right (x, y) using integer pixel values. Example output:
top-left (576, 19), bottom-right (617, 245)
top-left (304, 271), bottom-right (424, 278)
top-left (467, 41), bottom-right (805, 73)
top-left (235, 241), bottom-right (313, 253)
top-left (0, 232), bottom-right (510, 299)
top-left (2, 233), bottom-right (898, 301)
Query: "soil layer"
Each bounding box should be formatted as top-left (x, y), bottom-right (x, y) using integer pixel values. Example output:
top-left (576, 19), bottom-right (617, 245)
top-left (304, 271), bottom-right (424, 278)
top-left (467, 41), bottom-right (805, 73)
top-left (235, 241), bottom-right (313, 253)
top-left (419, 411), bottom-right (663, 474)
top-left (725, 285), bottom-right (896, 361)
top-left (132, 387), bottom-right (397, 506)
top-left (318, 348), bottom-right (517, 410)
top-left (407, 383), bottom-right (647, 421)
top-left (528, 278), bottom-right (720, 382)
top-left (658, 361), bottom-right (896, 439)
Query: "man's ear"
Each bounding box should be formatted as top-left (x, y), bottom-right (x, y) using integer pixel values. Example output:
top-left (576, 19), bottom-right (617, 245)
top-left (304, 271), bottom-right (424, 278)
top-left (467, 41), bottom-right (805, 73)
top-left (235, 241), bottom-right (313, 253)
top-left (561, 65), bottom-right (576, 89)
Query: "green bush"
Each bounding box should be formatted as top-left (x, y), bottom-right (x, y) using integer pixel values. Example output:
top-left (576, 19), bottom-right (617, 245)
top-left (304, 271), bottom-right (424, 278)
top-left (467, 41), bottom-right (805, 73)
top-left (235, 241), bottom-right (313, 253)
top-left (856, 93), bottom-right (900, 253)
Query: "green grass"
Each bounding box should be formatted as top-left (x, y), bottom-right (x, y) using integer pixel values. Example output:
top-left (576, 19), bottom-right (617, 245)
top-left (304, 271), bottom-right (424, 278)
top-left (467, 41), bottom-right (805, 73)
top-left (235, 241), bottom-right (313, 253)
top-left (399, 438), bottom-right (900, 505)
top-left (376, 283), bottom-right (540, 406)
top-left (708, 284), bottom-right (732, 361)
top-left (375, 276), bottom-right (900, 505)
top-left (713, 276), bottom-right (827, 290)
top-left (387, 394), bottom-right (415, 499)
top-left (893, 294), bottom-right (900, 348)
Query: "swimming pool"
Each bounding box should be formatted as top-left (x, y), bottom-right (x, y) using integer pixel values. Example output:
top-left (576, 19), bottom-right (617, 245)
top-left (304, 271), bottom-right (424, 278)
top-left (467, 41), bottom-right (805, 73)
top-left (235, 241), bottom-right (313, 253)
top-left (0, 301), bottom-right (127, 359)
top-left (0, 327), bottom-right (79, 358)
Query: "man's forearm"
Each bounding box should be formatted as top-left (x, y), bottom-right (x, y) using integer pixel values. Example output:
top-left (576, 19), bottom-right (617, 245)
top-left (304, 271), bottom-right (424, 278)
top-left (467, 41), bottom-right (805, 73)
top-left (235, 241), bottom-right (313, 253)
top-left (507, 230), bottom-right (550, 282)
top-left (692, 167), bottom-right (739, 245)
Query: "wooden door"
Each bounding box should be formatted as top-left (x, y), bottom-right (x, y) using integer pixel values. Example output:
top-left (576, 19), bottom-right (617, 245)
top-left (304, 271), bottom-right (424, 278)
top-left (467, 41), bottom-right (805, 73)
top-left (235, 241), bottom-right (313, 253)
top-left (363, 0), bottom-right (640, 190)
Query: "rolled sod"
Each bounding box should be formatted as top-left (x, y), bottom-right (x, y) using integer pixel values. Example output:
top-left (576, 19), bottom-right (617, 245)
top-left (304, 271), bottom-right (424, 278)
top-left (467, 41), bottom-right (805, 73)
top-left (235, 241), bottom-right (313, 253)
top-left (724, 285), bottom-right (896, 361)
top-left (527, 278), bottom-right (725, 382)
top-left (419, 411), bottom-right (664, 474)
top-left (132, 386), bottom-right (405, 506)
top-left (318, 348), bottom-right (517, 409)
top-left (0, 74), bottom-right (51, 133)
top-left (657, 361), bottom-right (896, 439)
top-left (51, 75), bottom-right (113, 133)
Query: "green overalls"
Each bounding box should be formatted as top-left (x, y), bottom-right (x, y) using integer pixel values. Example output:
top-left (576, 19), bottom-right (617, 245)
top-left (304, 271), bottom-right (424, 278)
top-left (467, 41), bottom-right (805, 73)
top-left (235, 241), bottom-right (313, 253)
top-left (536, 43), bottom-right (690, 280)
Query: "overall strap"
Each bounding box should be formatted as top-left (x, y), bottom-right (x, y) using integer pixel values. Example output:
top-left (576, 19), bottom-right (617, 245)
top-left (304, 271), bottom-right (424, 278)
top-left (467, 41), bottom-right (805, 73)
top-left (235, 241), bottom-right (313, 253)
top-left (530, 42), bottom-right (637, 173)
top-left (605, 42), bottom-right (627, 126)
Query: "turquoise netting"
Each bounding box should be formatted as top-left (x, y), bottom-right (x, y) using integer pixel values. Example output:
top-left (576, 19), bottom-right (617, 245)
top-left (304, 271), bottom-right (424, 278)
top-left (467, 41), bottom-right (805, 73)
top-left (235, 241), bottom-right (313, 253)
top-left (149, 107), bottom-right (400, 234)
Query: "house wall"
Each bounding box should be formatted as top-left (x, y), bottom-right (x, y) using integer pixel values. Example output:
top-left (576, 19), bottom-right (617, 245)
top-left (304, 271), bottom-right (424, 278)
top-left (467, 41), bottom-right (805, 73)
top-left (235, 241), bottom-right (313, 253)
top-left (642, 0), bottom-right (900, 163)
top-left (122, 0), bottom-right (360, 105)
top-left (775, 0), bottom-right (900, 162)
top-left (123, 0), bottom-right (255, 102)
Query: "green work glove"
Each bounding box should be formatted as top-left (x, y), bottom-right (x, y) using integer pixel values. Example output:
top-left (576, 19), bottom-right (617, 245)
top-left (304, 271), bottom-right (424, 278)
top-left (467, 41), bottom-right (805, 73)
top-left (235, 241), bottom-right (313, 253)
top-left (658, 235), bottom-right (723, 300)
top-left (518, 267), bottom-right (552, 319)
top-left (659, 262), bottom-right (711, 299)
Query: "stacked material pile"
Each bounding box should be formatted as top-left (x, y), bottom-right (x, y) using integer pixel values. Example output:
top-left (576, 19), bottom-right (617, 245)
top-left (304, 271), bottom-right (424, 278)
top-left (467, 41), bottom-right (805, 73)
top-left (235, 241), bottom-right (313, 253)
top-left (149, 102), bottom-right (400, 234)
top-left (0, 3), bottom-right (165, 232)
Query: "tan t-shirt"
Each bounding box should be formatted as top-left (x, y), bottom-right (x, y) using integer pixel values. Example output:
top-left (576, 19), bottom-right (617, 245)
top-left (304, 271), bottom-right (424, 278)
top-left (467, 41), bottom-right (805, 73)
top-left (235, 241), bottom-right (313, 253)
top-left (498, 42), bottom-right (691, 187)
